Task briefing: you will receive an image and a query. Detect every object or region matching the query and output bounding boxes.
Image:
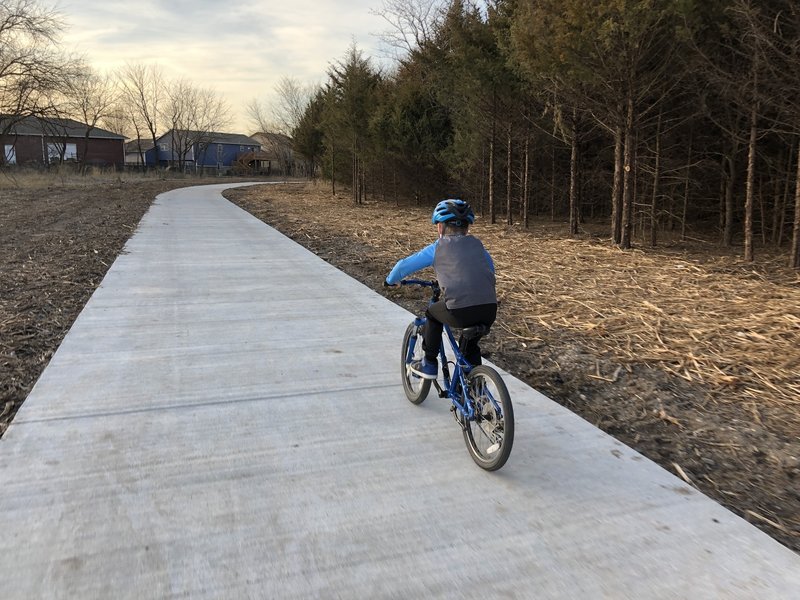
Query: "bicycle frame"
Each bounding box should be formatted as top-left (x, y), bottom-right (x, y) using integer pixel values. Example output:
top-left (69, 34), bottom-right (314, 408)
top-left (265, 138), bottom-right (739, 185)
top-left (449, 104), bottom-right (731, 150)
top-left (402, 279), bottom-right (479, 422)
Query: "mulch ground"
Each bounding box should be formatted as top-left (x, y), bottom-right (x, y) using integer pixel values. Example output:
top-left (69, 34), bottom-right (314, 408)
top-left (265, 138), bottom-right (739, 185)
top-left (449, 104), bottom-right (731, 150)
top-left (2, 176), bottom-right (797, 553)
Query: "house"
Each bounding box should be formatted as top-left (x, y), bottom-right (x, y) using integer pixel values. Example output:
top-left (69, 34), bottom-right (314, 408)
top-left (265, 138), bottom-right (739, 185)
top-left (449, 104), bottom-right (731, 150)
top-left (124, 139), bottom-right (155, 166)
top-left (147, 129), bottom-right (261, 174)
top-left (0, 116), bottom-right (125, 168)
top-left (250, 131), bottom-right (295, 175)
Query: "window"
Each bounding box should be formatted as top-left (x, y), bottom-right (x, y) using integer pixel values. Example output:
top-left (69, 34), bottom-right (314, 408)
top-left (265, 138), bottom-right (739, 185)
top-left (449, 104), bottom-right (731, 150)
top-left (47, 143), bottom-right (77, 162)
top-left (159, 143), bottom-right (168, 151)
top-left (4, 145), bottom-right (16, 165)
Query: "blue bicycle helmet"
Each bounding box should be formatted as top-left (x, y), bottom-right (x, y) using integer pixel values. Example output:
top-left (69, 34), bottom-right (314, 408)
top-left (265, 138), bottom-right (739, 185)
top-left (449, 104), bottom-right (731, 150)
top-left (431, 199), bottom-right (475, 227)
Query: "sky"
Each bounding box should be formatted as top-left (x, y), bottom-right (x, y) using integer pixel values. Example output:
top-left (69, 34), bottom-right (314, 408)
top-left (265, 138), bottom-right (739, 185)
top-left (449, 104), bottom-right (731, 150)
top-left (59, 0), bottom-right (394, 135)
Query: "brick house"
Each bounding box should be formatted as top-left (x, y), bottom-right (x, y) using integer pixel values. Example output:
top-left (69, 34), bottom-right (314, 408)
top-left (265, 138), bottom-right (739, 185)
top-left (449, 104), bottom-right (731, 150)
top-left (0, 116), bottom-right (125, 168)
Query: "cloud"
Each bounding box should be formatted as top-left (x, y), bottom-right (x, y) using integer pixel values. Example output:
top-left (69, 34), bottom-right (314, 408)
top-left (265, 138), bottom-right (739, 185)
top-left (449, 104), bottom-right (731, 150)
top-left (60, 0), bottom-right (391, 132)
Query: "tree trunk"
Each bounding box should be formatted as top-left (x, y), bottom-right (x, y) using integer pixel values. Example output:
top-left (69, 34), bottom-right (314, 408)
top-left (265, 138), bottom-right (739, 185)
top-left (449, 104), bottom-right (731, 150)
top-left (724, 150), bottom-right (736, 246)
top-left (650, 112), bottom-right (662, 247)
top-left (479, 143), bottom-right (486, 216)
top-left (774, 145), bottom-right (792, 246)
top-left (506, 123), bottom-right (513, 226)
top-left (81, 132), bottom-right (92, 175)
top-left (620, 97), bottom-right (635, 249)
top-left (151, 132), bottom-right (159, 168)
top-left (352, 137), bottom-right (358, 205)
top-left (790, 138), bottom-right (800, 269)
top-left (681, 131), bottom-right (693, 242)
top-left (361, 164), bottom-right (367, 203)
top-left (611, 123), bottom-right (623, 244)
top-left (489, 118), bottom-right (496, 224)
top-left (771, 176), bottom-right (782, 246)
top-left (569, 111), bottom-right (579, 236)
top-left (744, 101), bottom-right (757, 261)
top-left (719, 156), bottom-right (726, 238)
top-left (523, 135), bottom-right (530, 229)
top-left (331, 144), bottom-right (336, 196)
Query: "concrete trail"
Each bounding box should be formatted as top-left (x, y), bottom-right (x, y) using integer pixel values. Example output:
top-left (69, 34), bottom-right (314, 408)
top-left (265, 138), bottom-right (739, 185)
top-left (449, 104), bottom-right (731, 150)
top-left (0, 183), bottom-right (797, 599)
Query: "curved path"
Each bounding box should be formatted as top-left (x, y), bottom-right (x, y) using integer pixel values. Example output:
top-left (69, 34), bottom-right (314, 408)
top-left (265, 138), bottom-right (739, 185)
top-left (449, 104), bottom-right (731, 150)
top-left (1, 183), bottom-right (797, 598)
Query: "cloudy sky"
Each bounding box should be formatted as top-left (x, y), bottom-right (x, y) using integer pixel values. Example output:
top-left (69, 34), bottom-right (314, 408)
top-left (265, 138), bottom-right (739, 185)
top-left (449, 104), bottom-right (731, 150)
top-left (59, 0), bottom-right (393, 134)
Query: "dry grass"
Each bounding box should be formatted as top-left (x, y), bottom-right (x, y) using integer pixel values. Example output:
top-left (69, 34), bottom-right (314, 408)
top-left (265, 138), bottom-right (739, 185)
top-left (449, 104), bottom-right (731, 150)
top-left (0, 166), bottom-right (206, 190)
top-left (488, 234), bottom-right (800, 415)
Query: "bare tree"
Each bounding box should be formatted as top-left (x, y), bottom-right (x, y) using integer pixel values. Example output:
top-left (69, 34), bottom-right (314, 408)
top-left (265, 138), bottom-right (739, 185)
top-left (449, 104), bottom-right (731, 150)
top-left (275, 76), bottom-right (315, 135)
top-left (117, 63), bottom-right (164, 166)
top-left (246, 97), bottom-right (279, 135)
top-left (0, 0), bottom-right (80, 129)
top-left (248, 76), bottom-right (315, 136)
top-left (248, 76), bottom-right (316, 175)
top-left (100, 104), bottom-right (132, 138)
top-left (62, 67), bottom-right (119, 172)
top-left (371, 0), bottom-right (445, 59)
top-left (163, 78), bottom-right (229, 171)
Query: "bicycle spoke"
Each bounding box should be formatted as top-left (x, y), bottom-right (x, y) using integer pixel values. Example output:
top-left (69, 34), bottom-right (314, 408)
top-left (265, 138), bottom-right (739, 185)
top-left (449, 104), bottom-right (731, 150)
top-left (401, 322), bottom-right (431, 404)
top-left (463, 366), bottom-right (514, 470)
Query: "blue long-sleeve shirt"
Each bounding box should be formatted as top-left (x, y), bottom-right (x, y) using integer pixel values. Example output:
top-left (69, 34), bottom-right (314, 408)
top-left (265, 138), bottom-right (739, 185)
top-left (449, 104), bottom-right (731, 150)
top-left (386, 241), bottom-right (438, 284)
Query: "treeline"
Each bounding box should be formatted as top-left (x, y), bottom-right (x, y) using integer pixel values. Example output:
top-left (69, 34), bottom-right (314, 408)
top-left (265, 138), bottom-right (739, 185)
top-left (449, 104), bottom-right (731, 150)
top-left (293, 0), bottom-right (800, 268)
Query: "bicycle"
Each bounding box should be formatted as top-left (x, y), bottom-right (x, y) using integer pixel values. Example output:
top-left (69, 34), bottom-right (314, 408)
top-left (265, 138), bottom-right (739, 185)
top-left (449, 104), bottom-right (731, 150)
top-left (398, 279), bottom-right (514, 471)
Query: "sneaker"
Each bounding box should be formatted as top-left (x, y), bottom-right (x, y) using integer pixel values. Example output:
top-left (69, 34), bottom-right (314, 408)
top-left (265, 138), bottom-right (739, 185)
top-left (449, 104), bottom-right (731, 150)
top-left (409, 357), bottom-right (437, 380)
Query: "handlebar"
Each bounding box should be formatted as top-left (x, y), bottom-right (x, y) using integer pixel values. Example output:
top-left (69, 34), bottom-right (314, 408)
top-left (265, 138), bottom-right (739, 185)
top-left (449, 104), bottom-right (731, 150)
top-left (391, 278), bottom-right (441, 303)
top-left (400, 279), bottom-right (438, 288)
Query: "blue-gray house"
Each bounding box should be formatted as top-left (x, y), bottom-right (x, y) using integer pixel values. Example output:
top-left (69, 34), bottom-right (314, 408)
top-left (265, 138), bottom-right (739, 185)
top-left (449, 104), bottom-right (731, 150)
top-left (138, 129), bottom-right (261, 173)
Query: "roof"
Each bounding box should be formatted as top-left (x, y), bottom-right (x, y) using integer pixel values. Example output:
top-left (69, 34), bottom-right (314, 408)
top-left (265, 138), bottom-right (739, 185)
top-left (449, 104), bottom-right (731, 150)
top-left (0, 116), bottom-right (125, 139)
top-left (125, 139), bottom-right (155, 152)
top-left (207, 131), bottom-right (259, 145)
top-left (157, 129), bottom-right (259, 146)
top-left (251, 131), bottom-right (293, 146)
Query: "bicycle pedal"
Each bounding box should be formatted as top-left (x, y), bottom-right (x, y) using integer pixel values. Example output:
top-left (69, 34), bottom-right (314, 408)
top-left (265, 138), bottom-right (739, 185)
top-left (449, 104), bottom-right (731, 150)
top-left (487, 443), bottom-right (500, 454)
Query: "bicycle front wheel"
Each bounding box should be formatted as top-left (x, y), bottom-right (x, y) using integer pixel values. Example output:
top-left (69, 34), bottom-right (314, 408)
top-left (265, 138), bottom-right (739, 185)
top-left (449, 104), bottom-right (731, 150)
top-left (463, 365), bottom-right (514, 471)
top-left (401, 322), bottom-right (431, 404)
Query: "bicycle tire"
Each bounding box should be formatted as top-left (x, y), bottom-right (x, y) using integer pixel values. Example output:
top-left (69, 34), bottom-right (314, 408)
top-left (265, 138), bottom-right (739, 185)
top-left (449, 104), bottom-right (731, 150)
top-left (463, 365), bottom-right (514, 471)
top-left (401, 322), bottom-right (431, 404)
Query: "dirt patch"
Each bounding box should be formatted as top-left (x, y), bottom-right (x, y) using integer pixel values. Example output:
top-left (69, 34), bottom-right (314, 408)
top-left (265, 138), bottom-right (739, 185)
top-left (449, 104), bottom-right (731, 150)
top-left (225, 182), bottom-right (800, 553)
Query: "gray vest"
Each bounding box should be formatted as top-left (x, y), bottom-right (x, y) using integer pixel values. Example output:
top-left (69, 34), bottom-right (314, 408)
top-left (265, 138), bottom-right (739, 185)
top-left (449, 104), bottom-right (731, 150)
top-left (433, 234), bottom-right (497, 309)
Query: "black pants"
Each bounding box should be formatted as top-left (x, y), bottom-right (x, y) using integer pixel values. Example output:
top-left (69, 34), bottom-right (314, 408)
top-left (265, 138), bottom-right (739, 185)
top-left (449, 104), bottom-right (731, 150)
top-left (423, 301), bottom-right (497, 366)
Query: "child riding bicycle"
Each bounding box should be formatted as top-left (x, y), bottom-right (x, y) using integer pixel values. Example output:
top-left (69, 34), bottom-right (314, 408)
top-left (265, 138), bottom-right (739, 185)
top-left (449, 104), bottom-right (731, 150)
top-left (385, 199), bottom-right (497, 380)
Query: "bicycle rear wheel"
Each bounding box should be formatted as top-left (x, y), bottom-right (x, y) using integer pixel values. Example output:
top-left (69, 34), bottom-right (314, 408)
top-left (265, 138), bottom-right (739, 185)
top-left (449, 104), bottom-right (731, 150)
top-left (401, 322), bottom-right (431, 404)
top-left (463, 365), bottom-right (514, 471)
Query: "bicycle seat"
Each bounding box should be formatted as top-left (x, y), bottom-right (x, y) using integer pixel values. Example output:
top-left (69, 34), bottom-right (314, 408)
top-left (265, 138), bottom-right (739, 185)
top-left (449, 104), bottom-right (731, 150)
top-left (460, 324), bottom-right (490, 340)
